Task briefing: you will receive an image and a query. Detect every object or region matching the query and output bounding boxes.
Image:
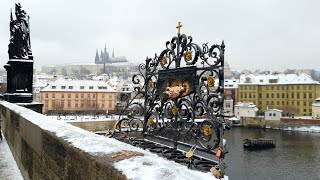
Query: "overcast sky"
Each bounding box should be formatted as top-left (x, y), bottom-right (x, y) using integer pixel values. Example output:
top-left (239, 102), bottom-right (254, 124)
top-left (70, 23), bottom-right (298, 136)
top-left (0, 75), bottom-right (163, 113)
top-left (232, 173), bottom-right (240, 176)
top-left (0, 0), bottom-right (319, 71)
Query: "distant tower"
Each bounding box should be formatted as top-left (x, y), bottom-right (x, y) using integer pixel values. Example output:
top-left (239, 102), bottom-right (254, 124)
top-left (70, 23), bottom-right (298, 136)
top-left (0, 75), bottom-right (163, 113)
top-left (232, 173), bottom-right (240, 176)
top-left (112, 48), bottom-right (114, 58)
top-left (95, 49), bottom-right (100, 64)
top-left (100, 50), bottom-right (103, 64)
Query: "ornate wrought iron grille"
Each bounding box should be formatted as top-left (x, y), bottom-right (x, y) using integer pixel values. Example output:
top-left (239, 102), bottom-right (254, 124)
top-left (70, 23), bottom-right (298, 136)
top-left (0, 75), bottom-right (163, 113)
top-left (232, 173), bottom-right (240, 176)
top-left (115, 22), bottom-right (227, 177)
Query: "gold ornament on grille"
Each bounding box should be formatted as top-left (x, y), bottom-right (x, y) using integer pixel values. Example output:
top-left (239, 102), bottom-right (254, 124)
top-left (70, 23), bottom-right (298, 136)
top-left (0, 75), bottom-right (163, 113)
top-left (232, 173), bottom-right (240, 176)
top-left (162, 56), bottom-right (168, 65)
top-left (184, 51), bottom-right (193, 61)
top-left (148, 80), bottom-right (153, 88)
top-left (171, 106), bottom-right (178, 116)
top-left (148, 116), bottom-right (154, 126)
top-left (203, 125), bottom-right (212, 136)
top-left (207, 76), bottom-right (215, 87)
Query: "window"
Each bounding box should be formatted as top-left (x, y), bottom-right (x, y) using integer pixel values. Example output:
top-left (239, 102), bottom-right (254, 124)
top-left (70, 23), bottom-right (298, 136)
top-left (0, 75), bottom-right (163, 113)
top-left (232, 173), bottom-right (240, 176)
top-left (249, 86), bottom-right (252, 90)
top-left (68, 94), bottom-right (71, 98)
top-left (226, 103), bottom-right (231, 108)
top-left (109, 101), bottom-right (112, 108)
top-left (61, 94), bottom-right (64, 98)
top-left (244, 93), bottom-right (247, 98)
top-left (249, 94), bottom-right (252, 98)
top-left (81, 94), bottom-right (84, 98)
top-left (297, 86), bottom-right (300, 90)
top-left (266, 86), bottom-right (269, 90)
top-left (109, 94), bottom-right (113, 99)
top-left (309, 93), bottom-right (312, 98)
top-left (93, 94), bottom-right (95, 98)
top-left (259, 93), bottom-right (262, 98)
top-left (273, 113), bottom-right (276, 116)
top-left (271, 86), bottom-right (274, 90)
top-left (303, 86), bottom-right (306, 90)
top-left (266, 93), bottom-right (269, 98)
top-left (271, 101), bottom-right (274, 105)
top-left (75, 101), bottom-right (79, 108)
top-left (282, 93), bottom-right (284, 98)
top-left (68, 86), bottom-right (73, 89)
top-left (303, 93), bottom-right (306, 98)
top-left (282, 101), bottom-right (284, 105)
top-left (277, 94), bottom-right (279, 98)
top-left (52, 86), bottom-right (56, 89)
top-left (291, 86), bottom-right (295, 90)
top-left (253, 94), bottom-right (255, 98)
top-left (297, 102), bottom-right (300, 106)
top-left (271, 94), bottom-right (274, 98)
top-left (102, 94), bottom-right (105, 98)
top-left (241, 93), bottom-right (243, 98)
top-left (52, 101), bottom-right (55, 108)
top-left (45, 93), bottom-right (48, 98)
top-left (282, 86), bottom-right (284, 90)
top-left (102, 103), bottom-right (105, 108)
top-left (266, 101), bottom-right (269, 105)
top-left (291, 93), bottom-right (294, 98)
top-left (87, 94), bottom-right (90, 98)
top-left (304, 109), bottom-right (307, 112)
top-left (309, 85), bottom-right (312, 90)
top-left (80, 86), bottom-right (85, 89)
top-left (76, 94), bottom-right (78, 98)
top-left (269, 113), bottom-right (272, 116)
top-left (253, 86), bottom-right (256, 90)
top-left (81, 101), bottom-right (84, 108)
top-left (310, 102), bottom-right (313, 106)
top-left (297, 93), bottom-right (300, 99)
top-left (61, 86), bottom-right (66, 89)
top-left (277, 86), bottom-right (280, 90)
top-left (52, 94), bottom-right (55, 98)
top-left (277, 101), bottom-right (280, 105)
top-left (45, 101), bottom-right (48, 107)
top-left (304, 102), bottom-right (307, 106)
top-left (61, 101), bottom-right (65, 108)
top-left (68, 101), bottom-right (71, 107)
top-left (89, 86), bottom-right (94, 89)
top-left (291, 102), bottom-right (294, 106)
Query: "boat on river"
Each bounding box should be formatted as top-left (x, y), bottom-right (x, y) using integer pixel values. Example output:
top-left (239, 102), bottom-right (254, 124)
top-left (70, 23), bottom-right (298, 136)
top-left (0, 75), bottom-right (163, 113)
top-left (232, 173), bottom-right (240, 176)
top-left (243, 138), bottom-right (276, 149)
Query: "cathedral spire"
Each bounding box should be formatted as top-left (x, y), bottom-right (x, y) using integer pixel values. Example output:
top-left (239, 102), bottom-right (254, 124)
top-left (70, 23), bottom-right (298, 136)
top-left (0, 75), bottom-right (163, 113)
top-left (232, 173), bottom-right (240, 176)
top-left (104, 43), bottom-right (107, 53)
top-left (112, 48), bottom-right (114, 58)
top-left (95, 49), bottom-right (100, 64)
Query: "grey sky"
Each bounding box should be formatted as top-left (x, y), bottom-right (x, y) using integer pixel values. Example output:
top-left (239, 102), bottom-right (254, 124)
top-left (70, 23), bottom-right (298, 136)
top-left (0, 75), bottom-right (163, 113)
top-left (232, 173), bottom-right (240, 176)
top-left (0, 0), bottom-right (319, 71)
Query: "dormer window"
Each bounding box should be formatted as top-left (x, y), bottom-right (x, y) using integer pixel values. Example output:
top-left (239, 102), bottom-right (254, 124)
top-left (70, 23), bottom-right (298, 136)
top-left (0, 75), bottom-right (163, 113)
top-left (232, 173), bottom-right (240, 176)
top-left (245, 77), bottom-right (251, 83)
top-left (89, 86), bottom-right (94, 89)
top-left (69, 86), bottom-right (73, 89)
top-left (61, 86), bottom-right (66, 89)
top-left (80, 86), bottom-right (84, 89)
top-left (52, 86), bottom-right (56, 89)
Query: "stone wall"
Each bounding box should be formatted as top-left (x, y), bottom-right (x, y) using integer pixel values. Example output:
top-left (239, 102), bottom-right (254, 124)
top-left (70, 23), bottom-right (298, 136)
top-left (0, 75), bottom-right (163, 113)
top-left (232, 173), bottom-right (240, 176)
top-left (0, 102), bottom-right (219, 180)
top-left (68, 120), bottom-right (117, 132)
top-left (0, 102), bottom-right (126, 180)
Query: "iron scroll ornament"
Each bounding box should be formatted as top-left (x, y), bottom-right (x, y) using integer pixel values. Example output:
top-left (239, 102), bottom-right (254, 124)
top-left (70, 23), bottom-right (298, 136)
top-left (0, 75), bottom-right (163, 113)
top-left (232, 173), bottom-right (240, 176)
top-left (116, 31), bottom-right (226, 176)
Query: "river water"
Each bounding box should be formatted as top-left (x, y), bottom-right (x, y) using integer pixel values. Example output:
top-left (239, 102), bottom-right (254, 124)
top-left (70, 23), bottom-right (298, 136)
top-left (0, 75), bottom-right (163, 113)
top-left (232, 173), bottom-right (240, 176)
top-left (224, 127), bottom-right (320, 180)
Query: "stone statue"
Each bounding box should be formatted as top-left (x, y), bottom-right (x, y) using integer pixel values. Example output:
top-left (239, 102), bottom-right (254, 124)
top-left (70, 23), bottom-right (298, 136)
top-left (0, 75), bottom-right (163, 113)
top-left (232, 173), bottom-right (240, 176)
top-left (8, 3), bottom-right (32, 59)
top-left (163, 80), bottom-right (191, 99)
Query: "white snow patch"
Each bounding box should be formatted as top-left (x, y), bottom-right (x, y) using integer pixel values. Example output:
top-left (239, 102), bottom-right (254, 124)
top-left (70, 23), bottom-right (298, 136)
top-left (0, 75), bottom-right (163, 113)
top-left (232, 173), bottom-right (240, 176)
top-left (284, 126), bottom-right (320, 133)
top-left (1, 102), bottom-right (226, 180)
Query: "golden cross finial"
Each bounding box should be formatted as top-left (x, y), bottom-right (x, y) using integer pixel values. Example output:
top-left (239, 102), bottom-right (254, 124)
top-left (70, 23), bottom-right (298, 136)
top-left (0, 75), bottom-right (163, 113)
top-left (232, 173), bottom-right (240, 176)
top-left (176, 22), bottom-right (183, 34)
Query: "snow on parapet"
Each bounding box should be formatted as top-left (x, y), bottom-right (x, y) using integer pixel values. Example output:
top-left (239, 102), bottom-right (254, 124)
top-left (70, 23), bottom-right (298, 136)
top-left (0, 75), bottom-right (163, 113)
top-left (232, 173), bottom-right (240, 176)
top-left (0, 101), bottom-right (225, 180)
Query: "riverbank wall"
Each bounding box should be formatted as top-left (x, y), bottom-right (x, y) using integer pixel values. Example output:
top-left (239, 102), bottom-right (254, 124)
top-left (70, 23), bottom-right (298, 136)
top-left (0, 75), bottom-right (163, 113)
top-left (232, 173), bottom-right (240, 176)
top-left (227, 117), bottom-right (320, 130)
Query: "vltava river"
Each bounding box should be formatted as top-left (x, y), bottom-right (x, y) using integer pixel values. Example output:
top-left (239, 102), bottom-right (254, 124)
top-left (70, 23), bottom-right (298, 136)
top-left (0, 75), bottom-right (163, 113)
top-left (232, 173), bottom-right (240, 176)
top-left (224, 127), bottom-right (320, 180)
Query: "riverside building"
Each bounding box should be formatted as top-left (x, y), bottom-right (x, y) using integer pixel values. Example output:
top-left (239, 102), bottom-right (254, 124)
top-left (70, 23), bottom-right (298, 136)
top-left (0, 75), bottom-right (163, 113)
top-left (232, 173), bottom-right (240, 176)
top-left (238, 73), bottom-right (320, 116)
top-left (40, 79), bottom-right (116, 114)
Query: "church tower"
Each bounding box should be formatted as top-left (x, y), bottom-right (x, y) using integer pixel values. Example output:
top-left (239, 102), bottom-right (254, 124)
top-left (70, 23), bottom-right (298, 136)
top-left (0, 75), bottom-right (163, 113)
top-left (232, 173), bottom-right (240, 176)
top-left (95, 49), bottom-right (100, 64)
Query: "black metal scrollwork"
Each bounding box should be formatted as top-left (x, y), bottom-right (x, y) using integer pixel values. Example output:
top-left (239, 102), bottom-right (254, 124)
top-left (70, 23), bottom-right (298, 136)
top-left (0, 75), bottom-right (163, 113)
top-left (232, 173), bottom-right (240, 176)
top-left (115, 24), bottom-right (227, 177)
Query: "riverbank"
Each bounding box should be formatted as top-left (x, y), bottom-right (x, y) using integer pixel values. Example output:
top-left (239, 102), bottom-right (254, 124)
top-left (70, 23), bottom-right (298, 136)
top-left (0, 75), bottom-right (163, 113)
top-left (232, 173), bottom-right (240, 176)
top-left (227, 117), bottom-right (320, 133)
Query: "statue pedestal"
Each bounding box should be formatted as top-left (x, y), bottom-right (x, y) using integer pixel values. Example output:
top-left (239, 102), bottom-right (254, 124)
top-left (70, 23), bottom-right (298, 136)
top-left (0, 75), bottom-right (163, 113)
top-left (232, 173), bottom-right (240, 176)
top-left (4, 59), bottom-right (34, 103)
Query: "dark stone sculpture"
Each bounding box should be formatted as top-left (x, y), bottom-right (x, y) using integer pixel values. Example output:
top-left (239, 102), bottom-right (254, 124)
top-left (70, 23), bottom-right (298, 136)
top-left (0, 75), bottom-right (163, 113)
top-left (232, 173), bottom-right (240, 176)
top-left (4, 3), bottom-right (33, 103)
top-left (8, 3), bottom-right (33, 60)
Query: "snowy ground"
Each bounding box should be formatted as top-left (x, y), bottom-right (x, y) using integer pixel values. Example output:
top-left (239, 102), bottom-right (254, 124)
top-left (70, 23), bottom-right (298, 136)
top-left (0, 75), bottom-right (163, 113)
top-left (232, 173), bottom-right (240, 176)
top-left (284, 126), bottom-right (320, 133)
top-left (0, 136), bottom-right (23, 180)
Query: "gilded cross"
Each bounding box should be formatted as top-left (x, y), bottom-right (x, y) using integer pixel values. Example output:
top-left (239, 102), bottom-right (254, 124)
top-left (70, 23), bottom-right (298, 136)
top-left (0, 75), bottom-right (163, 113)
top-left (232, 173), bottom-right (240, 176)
top-left (176, 22), bottom-right (183, 34)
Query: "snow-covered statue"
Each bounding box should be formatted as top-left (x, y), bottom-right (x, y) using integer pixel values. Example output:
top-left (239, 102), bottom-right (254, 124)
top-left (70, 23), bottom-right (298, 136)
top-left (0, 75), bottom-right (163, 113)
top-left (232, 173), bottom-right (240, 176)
top-left (8, 3), bottom-right (32, 59)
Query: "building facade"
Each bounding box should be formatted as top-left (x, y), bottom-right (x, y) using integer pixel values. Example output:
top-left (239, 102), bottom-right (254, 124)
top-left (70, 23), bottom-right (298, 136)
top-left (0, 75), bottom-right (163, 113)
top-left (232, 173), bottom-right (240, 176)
top-left (238, 73), bottom-right (320, 116)
top-left (40, 79), bottom-right (116, 114)
top-left (265, 109), bottom-right (282, 120)
top-left (234, 102), bottom-right (258, 118)
top-left (312, 97), bottom-right (320, 119)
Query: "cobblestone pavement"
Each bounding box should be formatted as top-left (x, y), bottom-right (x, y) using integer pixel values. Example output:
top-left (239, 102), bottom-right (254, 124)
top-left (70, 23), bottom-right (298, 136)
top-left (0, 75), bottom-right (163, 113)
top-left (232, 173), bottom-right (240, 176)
top-left (0, 136), bottom-right (23, 180)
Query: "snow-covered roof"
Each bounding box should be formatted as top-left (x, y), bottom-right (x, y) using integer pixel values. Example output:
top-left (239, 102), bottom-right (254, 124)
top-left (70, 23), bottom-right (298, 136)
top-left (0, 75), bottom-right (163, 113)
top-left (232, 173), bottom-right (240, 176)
top-left (239, 73), bottom-right (319, 85)
top-left (234, 102), bottom-right (256, 108)
top-left (41, 79), bottom-right (116, 92)
top-left (265, 108), bottom-right (283, 113)
top-left (224, 79), bottom-right (239, 88)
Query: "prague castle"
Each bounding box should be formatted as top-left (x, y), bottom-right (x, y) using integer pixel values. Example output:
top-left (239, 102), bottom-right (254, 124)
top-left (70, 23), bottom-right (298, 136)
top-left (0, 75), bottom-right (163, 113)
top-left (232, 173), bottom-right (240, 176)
top-left (95, 44), bottom-right (128, 64)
